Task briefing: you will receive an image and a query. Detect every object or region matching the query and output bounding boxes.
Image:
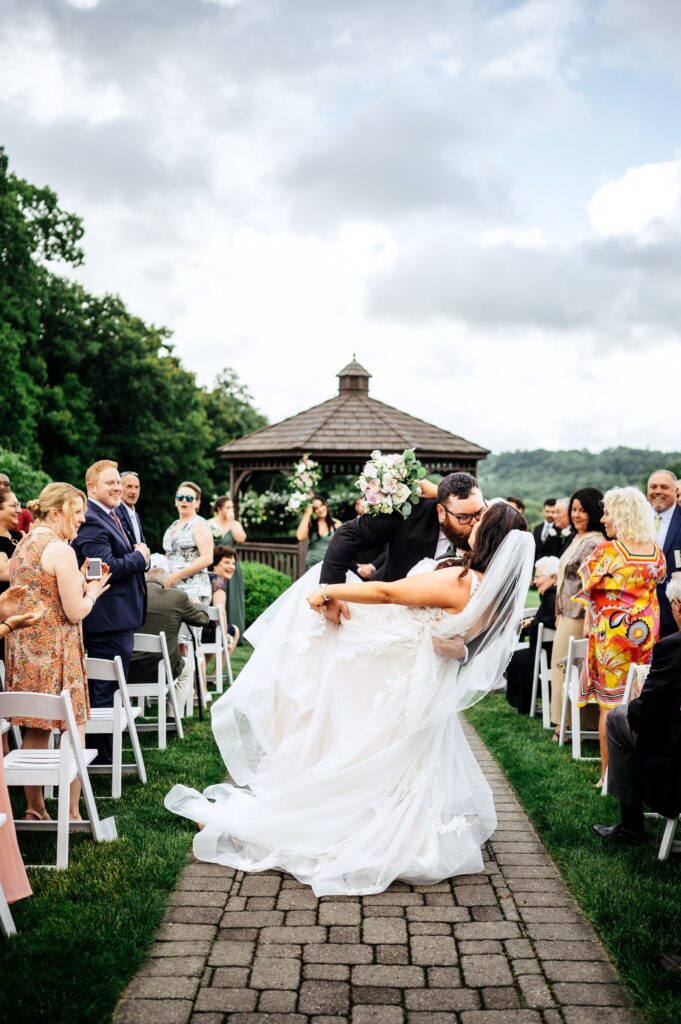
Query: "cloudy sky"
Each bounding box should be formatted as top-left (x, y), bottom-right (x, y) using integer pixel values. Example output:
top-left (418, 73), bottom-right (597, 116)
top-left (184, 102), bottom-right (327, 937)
top-left (2, 0), bottom-right (681, 454)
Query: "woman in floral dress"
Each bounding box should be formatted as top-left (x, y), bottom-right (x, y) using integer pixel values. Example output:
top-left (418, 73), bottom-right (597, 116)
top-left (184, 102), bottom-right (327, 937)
top-left (575, 486), bottom-right (667, 785)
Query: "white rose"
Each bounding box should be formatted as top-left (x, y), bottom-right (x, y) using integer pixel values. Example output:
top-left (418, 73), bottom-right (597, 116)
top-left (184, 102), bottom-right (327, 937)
top-left (382, 473), bottom-right (398, 493)
top-left (395, 483), bottom-right (411, 504)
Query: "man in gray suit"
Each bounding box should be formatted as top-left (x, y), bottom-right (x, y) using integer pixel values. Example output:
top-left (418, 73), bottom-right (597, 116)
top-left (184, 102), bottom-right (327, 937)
top-left (129, 566), bottom-right (209, 713)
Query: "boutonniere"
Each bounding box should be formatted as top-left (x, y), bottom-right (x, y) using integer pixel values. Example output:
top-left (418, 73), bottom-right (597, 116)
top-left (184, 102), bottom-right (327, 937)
top-left (547, 527), bottom-right (557, 537)
top-left (561, 527), bottom-right (572, 538)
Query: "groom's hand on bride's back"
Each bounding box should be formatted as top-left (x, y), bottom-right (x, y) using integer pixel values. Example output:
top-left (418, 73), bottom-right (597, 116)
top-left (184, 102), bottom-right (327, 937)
top-left (322, 598), bottom-right (351, 624)
top-left (432, 635), bottom-right (467, 661)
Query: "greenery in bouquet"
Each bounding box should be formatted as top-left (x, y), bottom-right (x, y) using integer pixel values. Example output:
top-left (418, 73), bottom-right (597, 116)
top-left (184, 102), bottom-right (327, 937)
top-left (356, 449), bottom-right (426, 518)
top-left (286, 454), bottom-right (322, 513)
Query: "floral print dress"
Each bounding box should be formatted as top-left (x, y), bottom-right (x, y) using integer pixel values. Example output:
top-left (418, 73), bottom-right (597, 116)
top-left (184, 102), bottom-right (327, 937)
top-left (574, 539), bottom-right (667, 707)
top-left (5, 528), bottom-right (89, 730)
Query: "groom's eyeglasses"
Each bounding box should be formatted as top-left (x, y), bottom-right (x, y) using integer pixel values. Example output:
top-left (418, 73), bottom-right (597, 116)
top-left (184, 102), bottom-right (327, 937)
top-left (441, 501), bottom-right (487, 526)
top-left (175, 494), bottom-right (196, 503)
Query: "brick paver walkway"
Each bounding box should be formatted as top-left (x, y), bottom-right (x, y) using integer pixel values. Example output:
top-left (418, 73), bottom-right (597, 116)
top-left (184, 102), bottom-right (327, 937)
top-left (114, 724), bottom-right (642, 1024)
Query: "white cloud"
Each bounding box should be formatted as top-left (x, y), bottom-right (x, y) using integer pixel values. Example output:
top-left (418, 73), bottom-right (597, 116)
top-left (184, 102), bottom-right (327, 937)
top-left (588, 160), bottom-right (681, 238)
top-left (2, 0), bottom-right (681, 456)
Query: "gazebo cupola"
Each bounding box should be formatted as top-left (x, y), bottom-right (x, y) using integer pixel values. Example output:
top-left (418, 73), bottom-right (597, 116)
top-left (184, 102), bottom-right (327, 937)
top-left (337, 358), bottom-right (371, 394)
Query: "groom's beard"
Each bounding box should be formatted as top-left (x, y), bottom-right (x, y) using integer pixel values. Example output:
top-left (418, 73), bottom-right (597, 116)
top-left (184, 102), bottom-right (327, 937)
top-left (441, 520), bottom-right (471, 552)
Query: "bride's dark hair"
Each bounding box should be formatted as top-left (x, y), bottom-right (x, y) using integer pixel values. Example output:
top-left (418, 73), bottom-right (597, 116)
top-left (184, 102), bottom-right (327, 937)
top-left (436, 501), bottom-right (528, 578)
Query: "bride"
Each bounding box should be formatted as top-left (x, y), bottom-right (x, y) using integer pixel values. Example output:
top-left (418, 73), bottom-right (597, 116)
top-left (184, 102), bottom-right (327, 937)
top-left (165, 501), bottom-right (534, 896)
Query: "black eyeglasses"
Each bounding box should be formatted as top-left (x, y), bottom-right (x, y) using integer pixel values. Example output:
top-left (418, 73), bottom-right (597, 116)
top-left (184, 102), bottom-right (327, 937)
top-left (440, 501), bottom-right (487, 526)
top-left (175, 494), bottom-right (196, 503)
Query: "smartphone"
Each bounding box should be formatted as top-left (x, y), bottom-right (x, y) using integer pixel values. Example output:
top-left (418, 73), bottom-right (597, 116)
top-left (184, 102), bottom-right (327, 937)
top-left (86, 558), bottom-right (103, 580)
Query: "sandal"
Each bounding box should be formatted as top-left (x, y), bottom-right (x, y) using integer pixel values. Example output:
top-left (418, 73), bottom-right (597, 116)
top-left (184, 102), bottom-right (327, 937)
top-left (24, 808), bottom-right (51, 821)
top-left (551, 728), bottom-right (561, 743)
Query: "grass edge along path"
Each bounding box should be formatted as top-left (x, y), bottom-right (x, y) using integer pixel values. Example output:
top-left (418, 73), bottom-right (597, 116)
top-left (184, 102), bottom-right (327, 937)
top-left (466, 693), bottom-right (681, 1024)
top-left (0, 645), bottom-right (252, 1024)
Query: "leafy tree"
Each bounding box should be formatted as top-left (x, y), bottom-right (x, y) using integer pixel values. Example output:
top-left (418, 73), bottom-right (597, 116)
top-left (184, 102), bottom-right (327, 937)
top-left (0, 447), bottom-right (51, 502)
top-left (0, 147), bottom-right (84, 464)
top-left (200, 369), bottom-right (268, 493)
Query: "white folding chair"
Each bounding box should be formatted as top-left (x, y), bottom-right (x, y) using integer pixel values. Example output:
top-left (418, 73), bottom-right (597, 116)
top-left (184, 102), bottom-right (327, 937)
top-left (658, 815), bottom-right (681, 860)
top-left (559, 637), bottom-right (599, 759)
top-left (127, 633), bottom-right (184, 750)
top-left (0, 661), bottom-right (23, 750)
top-left (85, 657), bottom-right (147, 799)
top-left (0, 813), bottom-right (17, 936)
top-left (203, 606), bottom-right (234, 695)
top-left (0, 689), bottom-right (117, 869)
top-left (529, 623), bottom-right (556, 729)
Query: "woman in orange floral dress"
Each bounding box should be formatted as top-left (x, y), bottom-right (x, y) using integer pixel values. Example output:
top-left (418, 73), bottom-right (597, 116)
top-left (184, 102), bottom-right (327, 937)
top-left (5, 483), bottom-right (110, 821)
top-left (575, 487), bottom-right (667, 786)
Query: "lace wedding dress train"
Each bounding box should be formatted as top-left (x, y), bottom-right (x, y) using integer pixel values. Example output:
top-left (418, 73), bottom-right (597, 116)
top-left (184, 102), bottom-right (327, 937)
top-left (166, 534), bottom-right (534, 896)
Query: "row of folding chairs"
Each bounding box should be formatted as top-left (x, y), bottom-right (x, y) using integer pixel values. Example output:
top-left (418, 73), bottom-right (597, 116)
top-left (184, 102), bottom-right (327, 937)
top-left (0, 606), bottom-right (234, 935)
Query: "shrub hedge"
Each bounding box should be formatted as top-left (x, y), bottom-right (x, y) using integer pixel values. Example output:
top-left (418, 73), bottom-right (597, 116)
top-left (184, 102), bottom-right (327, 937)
top-left (242, 560), bottom-right (292, 626)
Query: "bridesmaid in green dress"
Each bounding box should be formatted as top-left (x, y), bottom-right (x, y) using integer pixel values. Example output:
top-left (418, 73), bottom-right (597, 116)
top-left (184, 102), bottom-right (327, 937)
top-left (297, 496), bottom-right (343, 571)
top-left (208, 496), bottom-right (246, 638)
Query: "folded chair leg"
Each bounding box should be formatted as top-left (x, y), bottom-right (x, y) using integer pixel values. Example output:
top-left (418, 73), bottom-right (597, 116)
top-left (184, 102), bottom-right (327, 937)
top-left (0, 885), bottom-right (16, 937)
top-left (659, 816), bottom-right (679, 861)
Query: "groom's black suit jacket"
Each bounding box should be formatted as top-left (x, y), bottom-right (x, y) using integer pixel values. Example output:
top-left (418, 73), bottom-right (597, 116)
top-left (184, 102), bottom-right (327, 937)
top-left (320, 498), bottom-right (442, 585)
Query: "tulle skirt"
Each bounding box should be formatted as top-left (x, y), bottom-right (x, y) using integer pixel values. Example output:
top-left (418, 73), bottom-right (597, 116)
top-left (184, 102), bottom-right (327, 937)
top-left (165, 567), bottom-right (496, 896)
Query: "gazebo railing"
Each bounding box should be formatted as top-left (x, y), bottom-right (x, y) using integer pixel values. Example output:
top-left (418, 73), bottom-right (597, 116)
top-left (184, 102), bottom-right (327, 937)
top-left (237, 541), bottom-right (307, 580)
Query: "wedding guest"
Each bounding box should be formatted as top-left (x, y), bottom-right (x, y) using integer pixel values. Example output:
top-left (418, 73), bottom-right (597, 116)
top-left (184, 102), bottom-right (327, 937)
top-left (506, 496), bottom-right (525, 514)
top-left (549, 488), bottom-right (606, 738)
top-left (119, 470), bottom-right (145, 546)
top-left (73, 460), bottom-right (149, 765)
top-left (506, 555), bottom-right (559, 714)
top-left (576, 486), bottom-right (666, 786)
top-left (163, 482), bottom-right (214, 606)
top-left (551, 499), bottom-right (574, 553)
top-left (0, 584), bottom-right (49, 905)
top-left (207, 496), bottom-right (246, 638)
top-left (6, 483), bottom-right (110, 820)
top-left (0, 476), bottom-right (33, 535)
top-left (0, 484), bottom-right (22, 662)
top-left (297, 496), bottom-right (342, 570)
top-left (533, 498), bottom-right (561, 560)
top-left (592, 574), bottom-right (681, 846)
top-left (647, 470), bottom-right (681, 638)
top-left (203, 545), bottom-right (240, 653)
top-left (677, 482), bottom-right (681, 507)
top-left (129, 566), bottom-right (209, 716)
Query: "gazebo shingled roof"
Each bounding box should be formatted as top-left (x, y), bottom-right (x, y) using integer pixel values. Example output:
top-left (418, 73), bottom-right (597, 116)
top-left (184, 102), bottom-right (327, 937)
top-left (219, 360), bottom-right (489, 498)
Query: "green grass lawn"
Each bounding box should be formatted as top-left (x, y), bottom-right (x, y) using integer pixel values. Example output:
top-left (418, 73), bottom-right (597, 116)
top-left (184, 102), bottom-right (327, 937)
top-left (467, 693), bottom-right (681, 1024)
top-left (0, 645), bottom-right (252, 1024)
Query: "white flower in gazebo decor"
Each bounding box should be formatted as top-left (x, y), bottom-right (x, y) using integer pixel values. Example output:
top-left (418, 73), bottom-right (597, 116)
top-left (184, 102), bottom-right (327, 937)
top-left (286, 454), bottom-right (322, 513)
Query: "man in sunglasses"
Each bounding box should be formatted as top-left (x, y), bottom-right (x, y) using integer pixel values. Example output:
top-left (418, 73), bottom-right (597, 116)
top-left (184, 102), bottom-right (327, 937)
top-left (320, 471), bottom-right (486, 625)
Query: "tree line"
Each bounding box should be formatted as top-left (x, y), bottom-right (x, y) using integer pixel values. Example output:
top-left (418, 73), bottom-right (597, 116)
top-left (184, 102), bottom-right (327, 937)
top-left (0, 149), bottom-right (266, 547)
top-left (479, 447), bottom-right (681, 526)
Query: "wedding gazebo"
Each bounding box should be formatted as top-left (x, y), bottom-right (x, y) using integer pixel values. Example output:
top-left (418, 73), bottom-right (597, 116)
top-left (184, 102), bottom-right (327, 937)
top-left (218, 360), bottom-right (489, 578)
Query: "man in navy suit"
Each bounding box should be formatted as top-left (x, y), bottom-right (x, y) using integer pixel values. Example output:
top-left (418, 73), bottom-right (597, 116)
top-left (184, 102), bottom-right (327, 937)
top-left (119, 470), bottom-right (145, 547)
top-left (648, 470), bottom-right (681, 638)
top-left (73, 459), bottom-right (150, 763)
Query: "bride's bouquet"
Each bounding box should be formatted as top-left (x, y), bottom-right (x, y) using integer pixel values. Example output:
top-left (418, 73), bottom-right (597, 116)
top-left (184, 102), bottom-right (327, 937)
top-left (356, 449), bottom-right (426, 518)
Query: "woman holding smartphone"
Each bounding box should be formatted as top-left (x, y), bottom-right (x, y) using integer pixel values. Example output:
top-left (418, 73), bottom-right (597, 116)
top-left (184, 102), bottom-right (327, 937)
top-left (5, 482), bottom-right (110, 822)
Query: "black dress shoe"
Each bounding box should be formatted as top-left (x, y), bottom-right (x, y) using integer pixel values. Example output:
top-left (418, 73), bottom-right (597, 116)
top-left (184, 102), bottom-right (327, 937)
top-left (591, 823), bottom-right (645, 846)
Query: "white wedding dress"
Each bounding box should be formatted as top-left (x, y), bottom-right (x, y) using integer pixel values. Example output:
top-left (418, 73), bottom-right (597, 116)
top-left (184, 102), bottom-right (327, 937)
top-left (166, 531), bottom-right (534, 896)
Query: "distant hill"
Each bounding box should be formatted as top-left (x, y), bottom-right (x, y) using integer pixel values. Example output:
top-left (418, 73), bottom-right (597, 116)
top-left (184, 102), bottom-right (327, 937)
top-left (477, 447), bottom-right (681, 526)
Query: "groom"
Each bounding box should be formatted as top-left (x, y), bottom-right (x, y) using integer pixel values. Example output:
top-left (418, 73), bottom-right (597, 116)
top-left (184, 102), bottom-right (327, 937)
top-left (319, 472), bottom-right (486, 625)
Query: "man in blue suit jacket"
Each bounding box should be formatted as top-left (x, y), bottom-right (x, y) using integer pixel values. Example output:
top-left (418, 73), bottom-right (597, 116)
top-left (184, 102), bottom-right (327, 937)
top-left (648, 471), bottom-right (681, 638)
top-left (73, 459), bottom-right (150, 763)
